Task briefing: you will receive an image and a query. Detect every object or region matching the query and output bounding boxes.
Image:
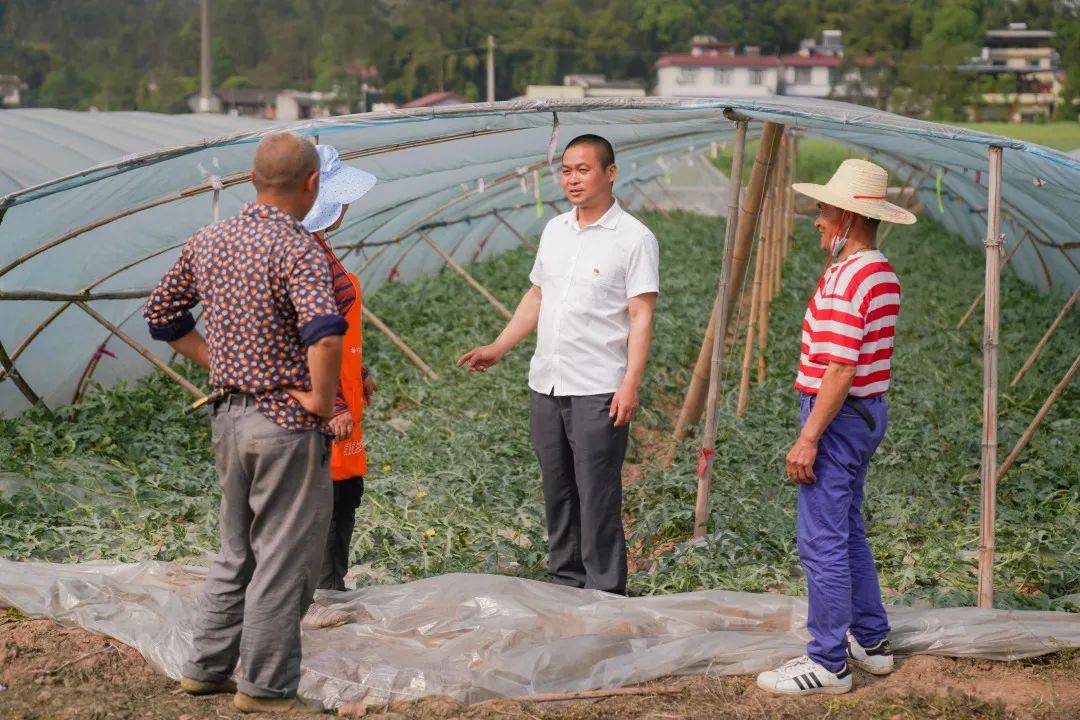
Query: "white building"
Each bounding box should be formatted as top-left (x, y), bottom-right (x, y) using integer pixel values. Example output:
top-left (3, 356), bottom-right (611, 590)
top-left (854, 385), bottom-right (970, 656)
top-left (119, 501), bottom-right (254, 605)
top-left (1, 75), bottom-right (27, 108)
top-left (525, 74), bottom-right (645, 100)
top-left (654, 37), bottom-right (781, 98)
top-left (958, 23), bottom-right (1065, 122)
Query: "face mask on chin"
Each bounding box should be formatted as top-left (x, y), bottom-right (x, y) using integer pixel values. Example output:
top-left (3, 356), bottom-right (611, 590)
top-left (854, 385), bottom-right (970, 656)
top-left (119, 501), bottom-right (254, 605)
top-left (828, 211), bottom-right (854, 258)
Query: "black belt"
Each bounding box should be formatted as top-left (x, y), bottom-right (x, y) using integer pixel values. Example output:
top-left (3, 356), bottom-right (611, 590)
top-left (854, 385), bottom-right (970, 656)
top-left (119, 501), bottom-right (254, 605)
top-left (843, 398), bottom-right (876, 432)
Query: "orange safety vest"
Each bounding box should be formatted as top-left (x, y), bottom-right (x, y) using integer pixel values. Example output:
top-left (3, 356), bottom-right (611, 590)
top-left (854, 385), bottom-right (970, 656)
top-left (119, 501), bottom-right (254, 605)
top-left (313, 231), bottom-right (367, 481)
top-left (330, 270), bottom-right (367, 480)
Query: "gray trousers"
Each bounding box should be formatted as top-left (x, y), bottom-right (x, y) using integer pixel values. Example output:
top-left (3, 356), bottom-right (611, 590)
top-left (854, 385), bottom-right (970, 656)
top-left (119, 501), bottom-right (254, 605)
top-left (529, 390), bottom-right (629, 595)
top-left (183, 394), bottom-right (331, 698)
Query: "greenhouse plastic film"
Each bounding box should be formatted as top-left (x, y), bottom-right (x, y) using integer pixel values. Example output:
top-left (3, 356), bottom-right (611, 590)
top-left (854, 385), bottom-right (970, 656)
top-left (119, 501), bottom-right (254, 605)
top-left (1, 559), bottom-right (1078, 708)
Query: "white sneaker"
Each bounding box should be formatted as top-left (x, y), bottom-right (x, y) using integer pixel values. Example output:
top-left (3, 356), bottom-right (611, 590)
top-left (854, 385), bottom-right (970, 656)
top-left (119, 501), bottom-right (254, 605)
top-left (847, 632), bottom-right (894, 675)
top-left (756, 655), bottom-right (852, 695)
top-left (301, 603), bottom-right (352, 630)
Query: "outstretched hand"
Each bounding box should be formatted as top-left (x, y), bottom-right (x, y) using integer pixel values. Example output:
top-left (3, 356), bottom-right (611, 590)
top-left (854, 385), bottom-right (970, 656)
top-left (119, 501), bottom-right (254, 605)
top-left (456, 343), bottom-right (504, 373)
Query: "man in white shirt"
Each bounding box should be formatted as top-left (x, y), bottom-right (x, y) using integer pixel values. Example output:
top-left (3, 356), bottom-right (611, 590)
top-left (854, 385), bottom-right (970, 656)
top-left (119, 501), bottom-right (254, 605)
top-left (458, 135), bottom-right (659, 594)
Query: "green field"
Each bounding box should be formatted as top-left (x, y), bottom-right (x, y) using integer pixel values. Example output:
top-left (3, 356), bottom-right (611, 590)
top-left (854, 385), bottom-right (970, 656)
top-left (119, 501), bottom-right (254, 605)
top-left (1, 211), bottom-right (1077, 609)
top-left (956, 122), bottom-right (1080, 151)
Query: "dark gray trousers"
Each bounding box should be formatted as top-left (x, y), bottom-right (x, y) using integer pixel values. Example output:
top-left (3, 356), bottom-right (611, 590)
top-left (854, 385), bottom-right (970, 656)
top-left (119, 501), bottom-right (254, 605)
top-left (318, 475), bottom-right (364, 591)
top-left (183, 395), bottom-right (331, 698)
top-left (529, 390), bottom-right (629, 595)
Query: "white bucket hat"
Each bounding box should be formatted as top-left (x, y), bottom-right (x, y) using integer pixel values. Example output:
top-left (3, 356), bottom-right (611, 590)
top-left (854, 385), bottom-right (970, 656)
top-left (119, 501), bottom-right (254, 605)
top-left (792, 159), bottom-right (916, 225)
top-left (302, 144), bottom-right (378, 233)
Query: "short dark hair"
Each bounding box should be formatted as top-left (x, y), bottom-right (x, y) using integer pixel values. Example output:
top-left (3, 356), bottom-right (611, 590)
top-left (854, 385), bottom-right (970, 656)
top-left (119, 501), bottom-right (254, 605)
top-left (563, 134), bottom-right (615, 168)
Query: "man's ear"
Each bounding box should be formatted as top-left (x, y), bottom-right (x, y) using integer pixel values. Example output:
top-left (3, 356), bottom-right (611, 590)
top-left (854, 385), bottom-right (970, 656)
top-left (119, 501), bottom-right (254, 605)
top-left (607, 162), bottom-right (618, 184)
top-left (305, 169), bottom-right (320, 194)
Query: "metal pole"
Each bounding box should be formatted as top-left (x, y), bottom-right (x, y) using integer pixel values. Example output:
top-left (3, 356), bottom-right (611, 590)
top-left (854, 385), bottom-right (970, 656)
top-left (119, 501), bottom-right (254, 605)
top-left (198, 0), bottom-right (212, 112)
top-left (693, 120), bottom-right (747, 538)
top-left (977, 145), bottom-right (1003, 609)
top-left (486, 35), bottom-right (495, 103)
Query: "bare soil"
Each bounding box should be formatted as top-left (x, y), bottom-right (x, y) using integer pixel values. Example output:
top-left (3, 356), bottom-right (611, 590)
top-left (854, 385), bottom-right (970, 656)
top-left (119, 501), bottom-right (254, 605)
top-left (2, 610), bottom-right (1076, 720)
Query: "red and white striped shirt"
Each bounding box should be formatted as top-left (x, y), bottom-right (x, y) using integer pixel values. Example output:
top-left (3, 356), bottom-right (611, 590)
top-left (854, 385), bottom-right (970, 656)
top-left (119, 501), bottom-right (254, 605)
top-left (795, 249), bottom-right (900, 398)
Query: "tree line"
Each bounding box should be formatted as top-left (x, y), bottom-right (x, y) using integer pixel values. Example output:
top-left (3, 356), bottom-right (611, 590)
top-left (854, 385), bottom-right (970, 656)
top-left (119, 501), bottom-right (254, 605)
top-left (2, 0), bottom-right (1079, 120)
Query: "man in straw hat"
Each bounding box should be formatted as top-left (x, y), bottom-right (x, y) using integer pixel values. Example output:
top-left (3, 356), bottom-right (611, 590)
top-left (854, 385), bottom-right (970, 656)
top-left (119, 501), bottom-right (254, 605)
top-left (757, 159), bottom-right (915, 696)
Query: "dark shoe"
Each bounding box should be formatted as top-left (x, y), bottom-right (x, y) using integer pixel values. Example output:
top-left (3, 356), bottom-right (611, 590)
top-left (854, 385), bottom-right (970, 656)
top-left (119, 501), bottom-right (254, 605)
top-left (234, 691), bottom-right (325, 714)
top-left (180, 676), bottom-right (237, 695)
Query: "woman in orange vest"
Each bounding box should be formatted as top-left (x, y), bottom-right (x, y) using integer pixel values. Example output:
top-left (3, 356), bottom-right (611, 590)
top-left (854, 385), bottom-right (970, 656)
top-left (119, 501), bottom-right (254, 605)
top-left (301, 146), bottom-right (378, 623)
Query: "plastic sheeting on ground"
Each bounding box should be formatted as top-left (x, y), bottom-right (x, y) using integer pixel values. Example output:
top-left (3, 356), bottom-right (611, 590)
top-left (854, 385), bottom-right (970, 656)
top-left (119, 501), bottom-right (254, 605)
top-left (1, 97), bottom-right (1077, 416)
top-left (1, 559), bottom-right (1077, 708)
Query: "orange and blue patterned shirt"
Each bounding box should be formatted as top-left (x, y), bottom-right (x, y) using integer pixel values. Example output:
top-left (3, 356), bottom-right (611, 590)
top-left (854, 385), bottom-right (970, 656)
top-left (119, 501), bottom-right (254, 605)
top-left (144, 203), bottom-right (347, 431)
top-left (312, 231), bottom-right (358, 416)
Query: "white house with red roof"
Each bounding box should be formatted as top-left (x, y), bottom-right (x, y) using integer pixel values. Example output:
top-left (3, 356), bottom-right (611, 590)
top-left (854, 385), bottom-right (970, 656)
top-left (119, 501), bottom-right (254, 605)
top-left (655, 32), bottom-right (882, 103)
top-left (654, 36), bottom-right (782, 97)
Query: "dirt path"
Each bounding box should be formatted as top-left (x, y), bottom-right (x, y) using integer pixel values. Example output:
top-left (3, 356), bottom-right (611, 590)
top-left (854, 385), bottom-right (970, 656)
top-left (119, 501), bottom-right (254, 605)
top-left (2, 610), bottom-right (1076, 720)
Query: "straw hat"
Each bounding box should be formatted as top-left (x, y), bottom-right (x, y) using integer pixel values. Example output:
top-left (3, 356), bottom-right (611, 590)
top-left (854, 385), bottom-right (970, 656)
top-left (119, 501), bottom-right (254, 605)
top-left (302, 145), bottom-right (378, 233)
top-left (792, 159), bottom-right (916, 225)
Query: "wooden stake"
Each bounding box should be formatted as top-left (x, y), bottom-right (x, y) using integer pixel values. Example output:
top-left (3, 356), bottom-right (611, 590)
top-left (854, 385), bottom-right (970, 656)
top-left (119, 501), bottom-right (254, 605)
top-left (74, 301), bottom-right (205, 400)
top-left (737, 236), bottom-right (767, 418)
top-left (0, 289), bottom-right (151, 302)
top-left (787, 132), bottom-right (797, 253)
top-left (671, 121), bottom-right (784, 443)
top-left (693, 119), bottom-right (748, 538)
top-left (0, 338), bottom-right (44, 408)
top-left (1009, 286), bottom-right (1079, 387)
top-left (957, 232), bottom-right (1030, 330)
top-left (493, 210), bottom-right (536, 251)
top-left (418, 230), bottom-right (512, 319)
top-left (362, 305), bottom-right (438, 381)
top-left (997, 351), bottom-right (1080, 481)
top-left (756, 188), bottom-right (773, 384)
top-left (976, 145), bottom-right (1003, 610)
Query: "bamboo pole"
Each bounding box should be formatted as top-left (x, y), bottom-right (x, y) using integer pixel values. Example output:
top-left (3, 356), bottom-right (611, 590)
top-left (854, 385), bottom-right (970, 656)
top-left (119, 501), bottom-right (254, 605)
top-left (957, 231), bottom-right (1030, 330)
top-left (493, 210), bottom-right (536, 250)
top-left (756, 187), bottom-right (774, 384)
top-left (737, 236), bottom-right (767, 418)
top-left (418, 230), bottom-right (512, 319)
top-left (468, 217), bottom-right (503, 264)
top-left (362, 305), bottom-right (439, 381)
top-left (693, 119), bottom-right (748, 539)
top-left (653, 176), bottom-right (681, 211)
top-left (671, 120), bottom-right (784, 443)
top-left (786, 132), bottom-right (797, 253)
top-left (997, 351), bottom-right (1080, 481)
top-left (0, 289), bottom-right (151, 302)
top-left (0, 338), bottom-right (44, 408)
top-left (74, 301), bottom-right (205, 400)
top-left (976, 145), bottom-right (1003, 610)
top-left (1009, 286), bottom-right (1079, 387)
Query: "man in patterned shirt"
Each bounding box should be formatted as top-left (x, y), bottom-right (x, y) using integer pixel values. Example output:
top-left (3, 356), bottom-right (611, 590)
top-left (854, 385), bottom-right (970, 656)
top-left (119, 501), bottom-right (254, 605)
top-left (757, 160), bottom-right (916, 697)
top-left (144, 133), bottom-right (344, 714)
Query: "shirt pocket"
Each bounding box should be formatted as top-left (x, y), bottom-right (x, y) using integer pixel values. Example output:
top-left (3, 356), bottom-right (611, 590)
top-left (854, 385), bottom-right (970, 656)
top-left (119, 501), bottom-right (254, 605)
top-left (572, 266), bottom-right (623, 307)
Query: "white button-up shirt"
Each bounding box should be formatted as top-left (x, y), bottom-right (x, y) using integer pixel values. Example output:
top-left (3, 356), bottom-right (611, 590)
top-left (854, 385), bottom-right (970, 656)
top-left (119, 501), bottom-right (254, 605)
top-left (528, 200), bottom-right (660, 396)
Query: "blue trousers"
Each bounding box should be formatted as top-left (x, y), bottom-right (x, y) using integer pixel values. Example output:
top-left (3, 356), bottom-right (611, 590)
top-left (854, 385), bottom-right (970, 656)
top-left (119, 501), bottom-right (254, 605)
top-left (798, 393), bottom-right (891, 672)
